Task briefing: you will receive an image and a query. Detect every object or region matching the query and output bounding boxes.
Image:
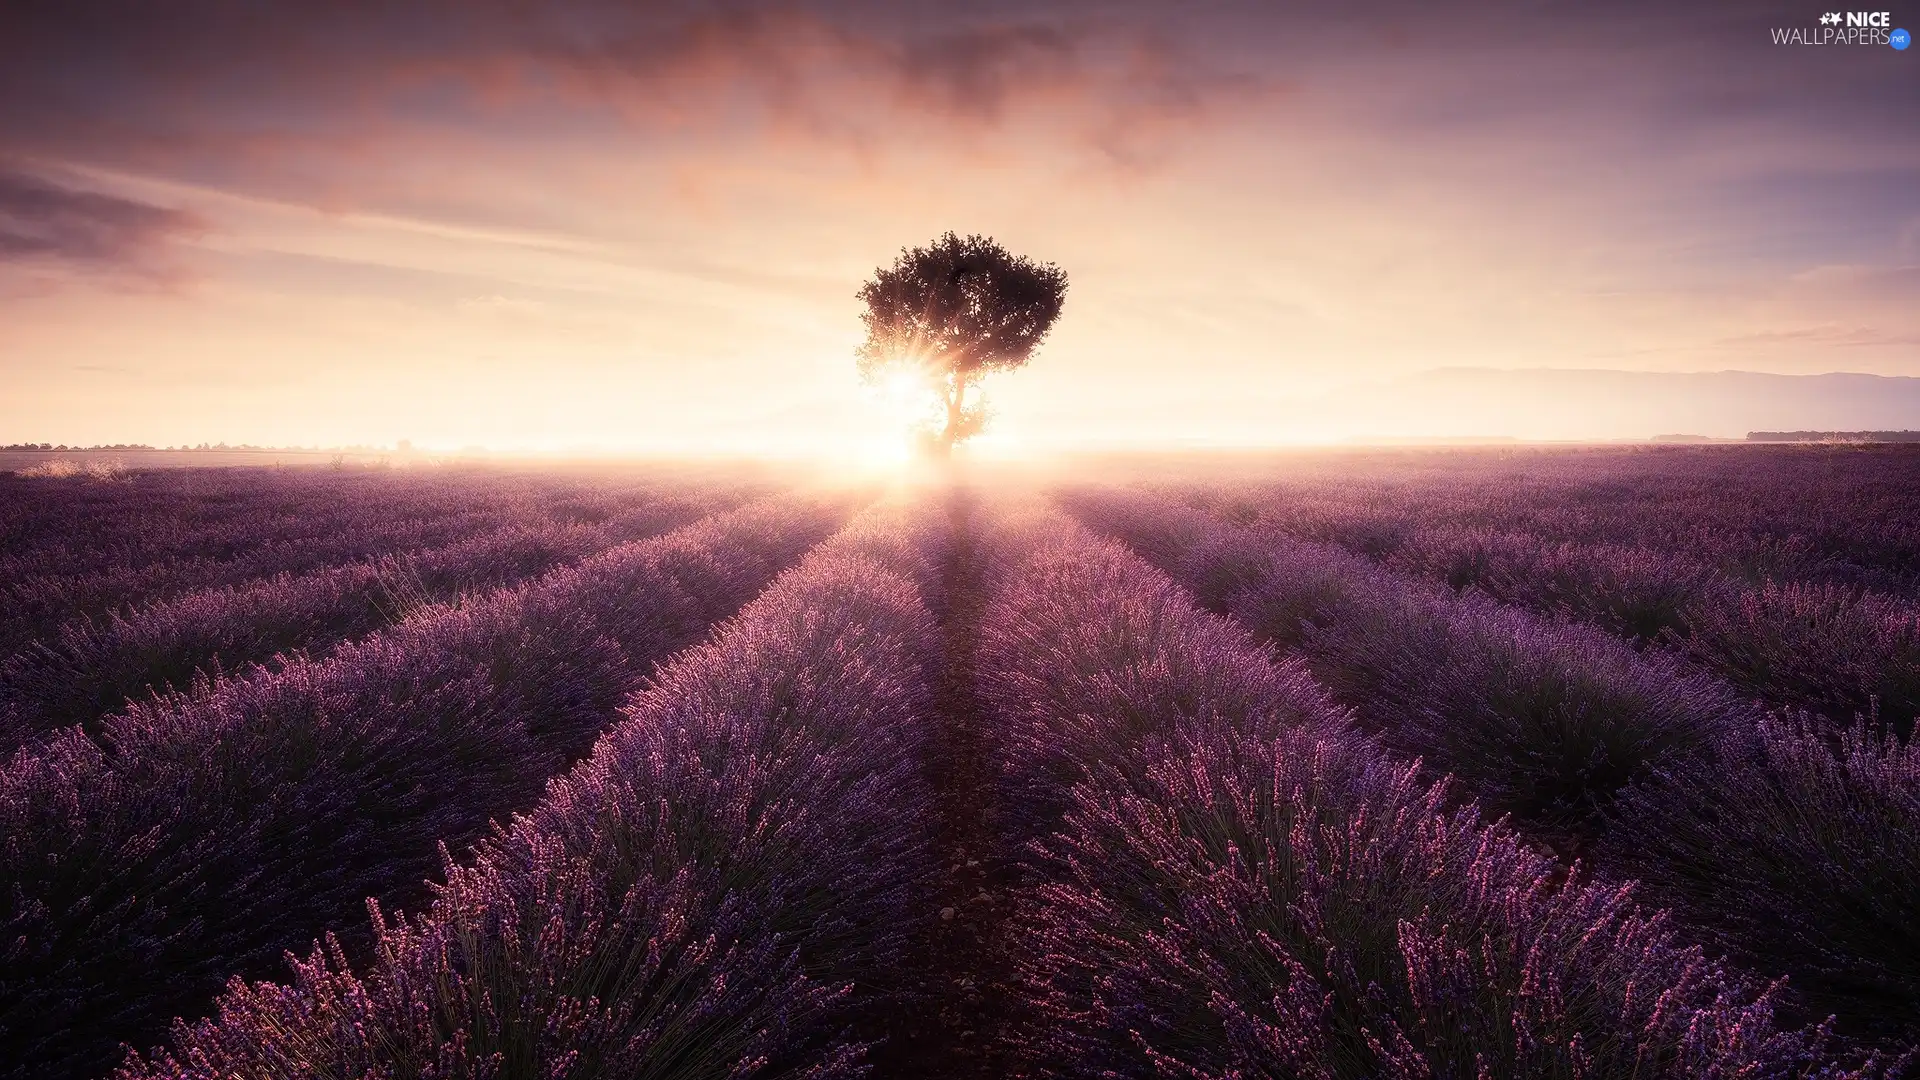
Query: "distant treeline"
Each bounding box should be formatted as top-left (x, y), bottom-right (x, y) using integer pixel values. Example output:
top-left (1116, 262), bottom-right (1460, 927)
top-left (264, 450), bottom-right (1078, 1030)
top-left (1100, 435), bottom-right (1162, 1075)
top-left (2, 443), bottom-right (396, 453)
top-left (1747, 431), bottom-right (1920, 443)
top-left (2, 444), bottom-right (155, 452)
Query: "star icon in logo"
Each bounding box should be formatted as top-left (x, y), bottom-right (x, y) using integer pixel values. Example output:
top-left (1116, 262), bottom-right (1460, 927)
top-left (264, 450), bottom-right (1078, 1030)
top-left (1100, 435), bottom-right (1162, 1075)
top-left (1821, 12), bottom-right (1842, 24)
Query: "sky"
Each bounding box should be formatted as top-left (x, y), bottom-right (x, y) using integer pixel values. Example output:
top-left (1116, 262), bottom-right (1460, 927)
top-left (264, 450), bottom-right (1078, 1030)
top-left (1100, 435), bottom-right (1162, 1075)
top-left (1, 0), bottom-right (1916, 454)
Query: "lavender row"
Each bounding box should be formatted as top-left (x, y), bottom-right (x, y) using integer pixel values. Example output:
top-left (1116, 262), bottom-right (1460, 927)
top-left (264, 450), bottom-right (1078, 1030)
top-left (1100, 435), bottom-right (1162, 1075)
top-left (1195, 445), bottom-right (1920, 591)
top-left (1364, 526), bottom-right (1920, 737)
top-left (1068, 487), bottom-right (1920, 1042)
top-left (117, 502), bottom-right (945, 1079)
top-left (0, 467), bottom-right (656, 582)
top-left (0, 509), bottom-right (517, 657)
top-left (0, 498), bottom-right (716, 752)
top-left (1180, 452), bottom-right (1920, 739)
top-left (0, 494), bottom-right (852, 1080)
top-left (1063, 488), bottom-right (1747, 845)
top-left (0, 469), bottom-right (762, 655)
top-left (972, 517), bottom-right (1879, 1077)
top-left (1601, 717), bottom-right (1920, 1042)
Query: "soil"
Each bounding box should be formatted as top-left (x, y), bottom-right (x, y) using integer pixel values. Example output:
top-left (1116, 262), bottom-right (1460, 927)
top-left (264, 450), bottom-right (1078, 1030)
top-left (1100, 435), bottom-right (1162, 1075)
top-left (865, 485), bottom-right (1029, 1079)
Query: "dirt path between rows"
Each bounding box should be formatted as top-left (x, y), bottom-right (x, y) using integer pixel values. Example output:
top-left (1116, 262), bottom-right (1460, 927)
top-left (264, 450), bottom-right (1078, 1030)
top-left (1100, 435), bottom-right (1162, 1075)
top-left (867, 484), bottom-right (1025, 1078)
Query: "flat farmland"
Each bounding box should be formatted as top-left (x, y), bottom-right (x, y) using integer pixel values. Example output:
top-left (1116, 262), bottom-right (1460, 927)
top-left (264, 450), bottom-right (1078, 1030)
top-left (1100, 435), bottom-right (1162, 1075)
top-left (3, 447), bottom-right (1916, 1078)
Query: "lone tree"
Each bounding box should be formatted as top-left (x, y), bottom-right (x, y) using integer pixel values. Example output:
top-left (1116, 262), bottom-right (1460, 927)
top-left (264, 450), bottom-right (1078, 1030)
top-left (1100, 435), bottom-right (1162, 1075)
top-left (856, 232), bottom-right (1067, 457)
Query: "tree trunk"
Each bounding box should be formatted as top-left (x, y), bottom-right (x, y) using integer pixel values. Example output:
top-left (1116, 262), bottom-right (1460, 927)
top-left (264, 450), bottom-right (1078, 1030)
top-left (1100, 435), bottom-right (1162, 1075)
top-left (937, 373), bottom-right (967, 457)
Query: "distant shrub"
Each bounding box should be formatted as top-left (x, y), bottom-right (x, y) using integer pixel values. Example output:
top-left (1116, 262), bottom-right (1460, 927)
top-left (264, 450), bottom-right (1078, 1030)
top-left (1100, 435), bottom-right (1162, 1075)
top-left (18, 459), bottom-right (81, 479)
top-left (16, 459), bottom-right (130, 481)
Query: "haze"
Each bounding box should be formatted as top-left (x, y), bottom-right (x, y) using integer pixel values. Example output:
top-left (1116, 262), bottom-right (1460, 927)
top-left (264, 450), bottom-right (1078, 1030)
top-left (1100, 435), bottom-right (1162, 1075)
top-left (2, 1), bottom-right (1915, 454)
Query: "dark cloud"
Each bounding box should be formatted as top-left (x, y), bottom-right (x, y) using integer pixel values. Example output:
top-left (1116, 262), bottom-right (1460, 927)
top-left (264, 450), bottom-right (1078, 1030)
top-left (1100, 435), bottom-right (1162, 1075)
top-left (0, 1), bottom-right (1907, 153)
top-left (3, 0), bottom-right (1906, 228)
top-left (0, 2), bottom-right (1268, 178)
top-left (0, 169), bottom-right (202, 268)
top-left (0, 1), bottom-right (1909, 284)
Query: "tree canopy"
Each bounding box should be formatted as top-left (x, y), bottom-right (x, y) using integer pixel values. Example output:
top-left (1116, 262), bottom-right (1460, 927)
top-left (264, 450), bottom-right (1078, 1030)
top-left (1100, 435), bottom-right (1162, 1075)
top-left (856, 232), bottom-right (1067, 454)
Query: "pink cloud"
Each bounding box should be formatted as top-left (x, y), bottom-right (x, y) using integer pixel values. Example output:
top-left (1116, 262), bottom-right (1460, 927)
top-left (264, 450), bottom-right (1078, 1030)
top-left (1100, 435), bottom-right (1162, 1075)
top-left (0, 166), bottom-right (205, 285)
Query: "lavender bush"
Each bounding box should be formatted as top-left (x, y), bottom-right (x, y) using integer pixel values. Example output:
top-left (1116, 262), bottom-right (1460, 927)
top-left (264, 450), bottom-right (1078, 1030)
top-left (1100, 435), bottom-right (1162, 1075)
top-left (1, 509), bottom-right (513, 656)
top-left (1159, 451), bottom-right (1920, 732)
top-left (0, 490), bottom-right (729, 749)
top-left (0, 469), bottom-right (754, 656)
top-left (0, 495), bottom-right (848, 1080)
top-left (1602, 715), bottom-right (1920, 1041)
top-left (1186, 445), bottom-right (1920, 591)
top-left (1667, 581), bottom-right (1920, 737)
top-left (975, 519), bottom-right (1877, 1077)
top-left (1075, 482), bottom-right (1920, 1044)
top-left (0, 466), bottom-right (712, 579)
top-left (116, 506), bottom-right (943, 1080)
top-left (0, 504), bottom-right (713, 750)
top-left (1065, 489), bottom-right (1743, 844)
top-left (973, 520), bottom-right (1348, 840)
top-left (1385, 526), bottom-right (1713, 644)
top-left (1365, 528), bottom-right (1920, 736)
top-left (1023, 735), bottom-right (1880, 1079)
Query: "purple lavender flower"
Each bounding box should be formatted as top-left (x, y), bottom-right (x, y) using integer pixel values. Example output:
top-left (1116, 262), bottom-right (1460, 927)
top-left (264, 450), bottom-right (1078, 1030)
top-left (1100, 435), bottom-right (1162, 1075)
top-left (1064, 488), bottom-right (1744, 845)
top-left (1603, 714), bottom-right (1920, 1041)
top-left (116, 506), bottom-right (944, 1080)
top-left (0, 514), bottom-right (725, 751)
top-left (974, 519), bottom-right (1891, 1077)
top-left (0, 467), bottom-right (755, 658)
top-left (0, 495), bottom-right (849, 1080)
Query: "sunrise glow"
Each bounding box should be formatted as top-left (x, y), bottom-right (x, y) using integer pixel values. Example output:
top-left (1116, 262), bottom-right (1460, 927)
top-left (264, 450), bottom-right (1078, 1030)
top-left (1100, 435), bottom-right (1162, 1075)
top-left (4, 8), bottom-right (1919, 1072)
top-left (1, 4), bottom-right (1915, 452)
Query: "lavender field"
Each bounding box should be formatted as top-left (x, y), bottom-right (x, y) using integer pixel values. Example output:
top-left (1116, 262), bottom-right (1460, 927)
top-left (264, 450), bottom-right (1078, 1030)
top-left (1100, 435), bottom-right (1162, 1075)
top-left (3, 448), bottom-right (1918, 1079)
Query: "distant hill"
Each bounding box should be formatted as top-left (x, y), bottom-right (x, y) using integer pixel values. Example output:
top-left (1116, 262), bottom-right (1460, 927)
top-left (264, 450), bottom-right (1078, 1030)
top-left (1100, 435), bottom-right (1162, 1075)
top-left (1319, 369), bottom-right (1920, 442)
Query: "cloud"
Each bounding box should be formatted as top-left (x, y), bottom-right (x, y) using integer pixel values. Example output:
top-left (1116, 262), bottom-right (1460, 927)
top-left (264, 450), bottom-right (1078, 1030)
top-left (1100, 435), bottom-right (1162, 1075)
top-left (3, 0), bottom-right (1917, 452)
top-left (1713, 324), bottom-right (1920, 349)
top-left (0, 3), bottom-right (1272, 185)
top-left (555, 11), bottom-right (1266, 131)
top-left (639, 12), bottom-right (1270, 170)
top-left (0, 168), bottom-right (202, 271)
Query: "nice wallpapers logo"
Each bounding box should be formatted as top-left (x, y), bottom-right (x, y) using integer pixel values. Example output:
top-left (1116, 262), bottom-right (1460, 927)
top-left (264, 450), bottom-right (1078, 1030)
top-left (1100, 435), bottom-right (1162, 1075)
top-left (1771, 10), bottom-right (1911, 46)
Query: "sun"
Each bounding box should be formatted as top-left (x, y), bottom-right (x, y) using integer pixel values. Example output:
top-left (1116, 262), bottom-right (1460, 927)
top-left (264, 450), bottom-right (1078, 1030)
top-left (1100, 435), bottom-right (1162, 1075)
top-left (820, 368), bottom-right (926, 473)
top-left (881, 368), bottom-right (929, 410)
top-left (862, 365), bottom-right (936, 434)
